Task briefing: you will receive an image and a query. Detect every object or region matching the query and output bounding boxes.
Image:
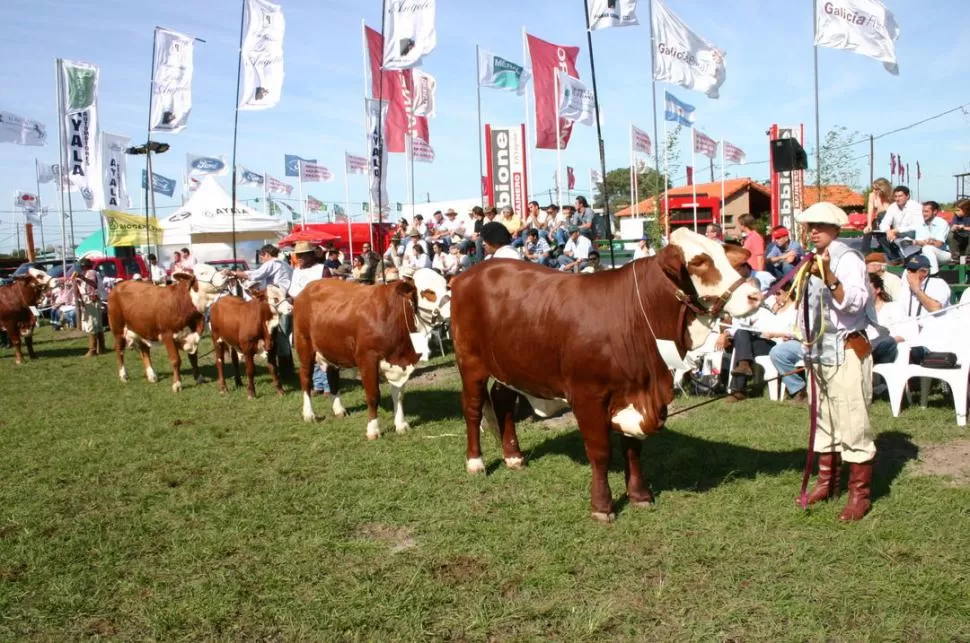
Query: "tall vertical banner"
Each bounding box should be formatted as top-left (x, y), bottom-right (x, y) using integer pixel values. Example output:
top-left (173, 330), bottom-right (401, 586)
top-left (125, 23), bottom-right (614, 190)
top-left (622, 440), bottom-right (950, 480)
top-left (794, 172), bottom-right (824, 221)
top-left (525, 34), bottom-right (580, 150)
top-left (484, 124), bottom-right (529, 216)
top-left (102, 133), bottom-right (131, 209)
top-left (239, 0), bottom-right (286, 110)
top-left (769, 124), bottom-right (805, 232)
top-left (382, 0), bottom-right (437, 70)
top-left (366, 99), bottom-right (389, 218)
top-left (365, 26), bottom-right (428, 154)
top-left (149, 28), bottom-right (194, 133)
top-left (59, 59), bottom-right (102, 210)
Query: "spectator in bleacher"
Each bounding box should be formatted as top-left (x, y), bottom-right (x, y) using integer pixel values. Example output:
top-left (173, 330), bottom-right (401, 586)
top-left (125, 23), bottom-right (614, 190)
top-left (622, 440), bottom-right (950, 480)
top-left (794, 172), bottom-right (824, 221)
top-left (50, 279), bottom-right (77, 330)
top-left (861, 177), bottom-right (892, 254)
top-left (705, 223), bottom-right (724, 244)
top-left (574, 196), bottom-right (595, 240)
top-left (737, 258), bottom-right (775, 294)
top-left (899, 254), bottom-right (951, 363)
top-left (877, 185), bottom-right (923, 261)
top-left (866, 272), bottom-right (908, 366)
top-left (737, 214), bottom-right (765, 271)
top-left (454, 244), bottom-right (473, 272)
top-left (548, 204), bottom-right (568, 246)
top-left (522, 228), bottom-right (552, 265)
top-left (765, 225), bottom-right (804, 278)
top-left (581, 250), bottom-right (605, 273)
top-left (179, 247), bottom-right (197, 270)
top-left (948, 199), bottom-right (970, 262)
top-left (403, 230), bottom-right (429, 261)
top-left (438, 208), bottom-right (466, 245)
top-left (410, 214), bottom-right (428, 237)
top-left (148, 254), bottom-right (166, 284)
top-left (633, 234), bottom-right (655, 260)
top-left (481, 221), bottom-right (520, 260)
top-left (769, 338), bottom-right (807, 403)
top-left (910, 200), bottom-right (951, 274)
top-left (427, 210), bottom-right (450, 246)
top-left (499, 205), bottom-right (523, 237)
top-left (558, 226), bottom-right (592, 272)
top-left (483, 206), bottom-right (498, 224)
top-left (409, 243), bottom-right (432, 270)
top-left (467, 206), bottom-right (486, 261)
top-left (323, 250), bottom-right (342, 272)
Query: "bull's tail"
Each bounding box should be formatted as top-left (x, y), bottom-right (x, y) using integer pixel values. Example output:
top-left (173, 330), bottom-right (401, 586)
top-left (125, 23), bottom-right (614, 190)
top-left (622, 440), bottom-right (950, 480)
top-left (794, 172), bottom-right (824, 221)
top-left (480, 381), bottom-right (502, 445)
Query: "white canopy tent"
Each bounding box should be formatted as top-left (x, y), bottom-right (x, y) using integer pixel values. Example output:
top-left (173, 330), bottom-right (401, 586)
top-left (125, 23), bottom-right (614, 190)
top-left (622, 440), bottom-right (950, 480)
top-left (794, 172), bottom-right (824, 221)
top-left (157, 176), bottom-right (288, 263)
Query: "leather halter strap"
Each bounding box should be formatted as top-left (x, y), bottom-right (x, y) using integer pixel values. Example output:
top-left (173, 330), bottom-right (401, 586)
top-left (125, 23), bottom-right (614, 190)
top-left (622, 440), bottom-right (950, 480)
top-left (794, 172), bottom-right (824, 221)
top-left (673, 275), bottom-right (748, 318)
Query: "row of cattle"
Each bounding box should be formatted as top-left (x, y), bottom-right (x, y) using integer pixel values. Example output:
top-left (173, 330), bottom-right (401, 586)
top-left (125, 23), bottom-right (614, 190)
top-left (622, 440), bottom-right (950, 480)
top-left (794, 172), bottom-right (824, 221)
top-left (0, 229), bottom-right (761, 521)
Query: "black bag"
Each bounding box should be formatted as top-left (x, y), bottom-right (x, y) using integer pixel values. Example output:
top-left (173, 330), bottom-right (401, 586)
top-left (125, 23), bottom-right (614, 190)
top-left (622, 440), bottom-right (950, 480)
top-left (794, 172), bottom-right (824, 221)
top-left (921, 352), bottom-right (958, 369)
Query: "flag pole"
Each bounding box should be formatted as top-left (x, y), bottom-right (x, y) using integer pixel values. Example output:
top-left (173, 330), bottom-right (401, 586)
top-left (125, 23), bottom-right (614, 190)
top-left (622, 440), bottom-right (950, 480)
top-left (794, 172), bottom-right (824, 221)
top-left (55, 61), bottom-right (69, 274)
top-left (522, 27), bottom-right (535, 204)
top-left (297, 160), bottom-right (306, 227)
top-left (554, 72), bottom-right (562, 210)
top-left (361, 19), bottom-right (376, 254)
top-left (406, 97), bottom-right (415, 222)
top-left (582, 0), bottom-right (616, 268)
top-left (344, 164), bottom-right (354, 259)
top-left (376, 0), bottom-right (388, 282)
top-left (229, 0), bottom-right (246, 261)
top-left (475, 44), bottom-right (486, 207)
top-left (719, 139), bottom-right (725, 222)
top-left (663, 112), bottom-right (669, 240)
top-left (647, 0), bottom-right (662, 226)
top-left (144, 30), bottom-right (158, 258)
top-left (629, 123), bottom-right (636, 219)
top-left (34, 159), bottom-right (46, 251)
top-left (691, 129), bottom-right (698, 232)
top-left (263, 168), bottom-right (268, 215)
top-left (812, 0), bottom-right (821, 192)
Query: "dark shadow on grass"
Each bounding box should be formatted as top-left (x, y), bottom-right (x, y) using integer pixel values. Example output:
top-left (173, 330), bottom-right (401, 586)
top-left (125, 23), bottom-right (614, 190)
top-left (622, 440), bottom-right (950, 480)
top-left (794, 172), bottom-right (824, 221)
top-left (872, 431), bottom-right (919, 502)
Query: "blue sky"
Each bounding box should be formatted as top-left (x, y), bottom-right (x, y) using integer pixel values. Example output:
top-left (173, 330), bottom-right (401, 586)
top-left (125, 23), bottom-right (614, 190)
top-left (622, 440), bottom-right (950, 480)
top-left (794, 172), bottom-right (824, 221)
top-left (1, 0), bottom-right (969, 252)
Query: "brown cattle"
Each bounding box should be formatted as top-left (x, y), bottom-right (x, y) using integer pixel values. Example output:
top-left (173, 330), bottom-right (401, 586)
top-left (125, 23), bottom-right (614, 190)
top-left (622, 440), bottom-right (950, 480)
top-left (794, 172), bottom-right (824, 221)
top-left (293, 268), bottom-right (449, 439)
top-left (209, 285), bottom-right (286, 399)
top-left (108, 272), bottom-right (222, 392)
top-left (0, 269), bottom-right (52, 364)
top-left (449, 228), bottom-right (761, 522)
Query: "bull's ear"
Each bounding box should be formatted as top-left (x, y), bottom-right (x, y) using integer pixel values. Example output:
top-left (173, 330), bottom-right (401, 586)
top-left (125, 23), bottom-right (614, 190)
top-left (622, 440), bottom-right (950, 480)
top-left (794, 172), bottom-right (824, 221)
top-left (172, 273), bottom-right (197, 290)
top-left (249, 287), bottom-right (268, 301)
top-left (687, 253), bottom-right (722, 286)
top-left (656, 244), bottom-right (687, 281)
top-left (394, 279), bottom-right (417, 298)
top-left (723, 242), bottom-right (751, 270)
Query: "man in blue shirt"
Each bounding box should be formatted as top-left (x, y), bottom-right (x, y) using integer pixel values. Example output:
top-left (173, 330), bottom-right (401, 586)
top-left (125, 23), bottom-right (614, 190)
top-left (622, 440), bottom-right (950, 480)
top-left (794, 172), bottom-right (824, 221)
top-left (765, 225), bottom-right (804, 279)
top-left (909, 200), bottom-right (950, 275)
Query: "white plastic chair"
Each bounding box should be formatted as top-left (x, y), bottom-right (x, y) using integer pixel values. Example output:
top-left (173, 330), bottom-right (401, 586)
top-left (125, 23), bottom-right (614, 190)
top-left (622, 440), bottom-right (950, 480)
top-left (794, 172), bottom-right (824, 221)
top-left (872, 341), bottom-right (912, 418)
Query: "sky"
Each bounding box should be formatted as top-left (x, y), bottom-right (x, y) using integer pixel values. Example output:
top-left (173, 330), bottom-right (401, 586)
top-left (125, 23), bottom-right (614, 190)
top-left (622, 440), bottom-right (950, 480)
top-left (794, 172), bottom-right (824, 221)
top-left (1, 0), bottom-right (969, 253)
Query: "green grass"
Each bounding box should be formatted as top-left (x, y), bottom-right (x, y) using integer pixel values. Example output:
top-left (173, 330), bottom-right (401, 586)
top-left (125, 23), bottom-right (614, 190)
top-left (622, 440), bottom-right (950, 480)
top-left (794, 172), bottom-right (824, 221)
top-left (2, 327), bottom-right (970, 640)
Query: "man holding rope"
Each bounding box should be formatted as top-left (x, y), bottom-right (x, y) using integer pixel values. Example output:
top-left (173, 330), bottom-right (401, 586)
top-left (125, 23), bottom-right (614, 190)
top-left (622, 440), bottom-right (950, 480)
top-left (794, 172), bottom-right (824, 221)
top-left (795, 202), bottom-right (876, 522)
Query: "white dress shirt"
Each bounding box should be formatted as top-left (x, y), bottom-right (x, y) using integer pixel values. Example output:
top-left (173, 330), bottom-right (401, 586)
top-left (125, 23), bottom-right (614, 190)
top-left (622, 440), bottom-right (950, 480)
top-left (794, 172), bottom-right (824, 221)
top-left (489, 245), bottom-right (522, 260)
top-left (879, 199), bottom-right (923, 234)
top-left (246, 258), bottom-right (293, 293)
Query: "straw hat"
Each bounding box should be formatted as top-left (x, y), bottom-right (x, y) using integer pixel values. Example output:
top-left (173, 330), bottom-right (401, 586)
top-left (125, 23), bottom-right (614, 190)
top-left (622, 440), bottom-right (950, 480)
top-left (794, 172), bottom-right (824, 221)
top-left (292, 241), bottom-right (315, 254)
top-left (795, 202), bottom-right (848, 226)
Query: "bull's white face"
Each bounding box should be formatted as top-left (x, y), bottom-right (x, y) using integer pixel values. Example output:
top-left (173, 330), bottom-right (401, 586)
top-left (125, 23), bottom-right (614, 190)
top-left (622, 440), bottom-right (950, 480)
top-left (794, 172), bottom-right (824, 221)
top-left (412, 268), bottom-right (450, 322)
top-left (669, 228), bottom-right (761, 318)
top-left (27, 268), bottom-right (53, 288)
top-left (263, 285), bottom-right (286, 331)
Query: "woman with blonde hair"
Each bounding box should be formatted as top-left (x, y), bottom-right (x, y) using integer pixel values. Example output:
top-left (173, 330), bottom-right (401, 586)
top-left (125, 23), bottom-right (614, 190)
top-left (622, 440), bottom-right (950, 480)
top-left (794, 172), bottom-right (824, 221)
top-left (862, 177), bottom-right (892, 254)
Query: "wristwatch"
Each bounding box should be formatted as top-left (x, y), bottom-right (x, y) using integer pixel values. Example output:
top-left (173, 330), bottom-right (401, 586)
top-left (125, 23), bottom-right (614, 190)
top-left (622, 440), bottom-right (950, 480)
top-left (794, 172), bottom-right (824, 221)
top-left (826, 279), bottom-right (841, 292)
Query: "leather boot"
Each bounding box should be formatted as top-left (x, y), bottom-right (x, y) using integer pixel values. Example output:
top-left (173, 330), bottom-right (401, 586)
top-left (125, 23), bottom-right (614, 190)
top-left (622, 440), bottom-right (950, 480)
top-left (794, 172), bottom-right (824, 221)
top-left (84, 335), bottom-right (97, 358)
top-left (804, 452), bottom-right (841, 505)
top-left (96, 332), bottom-right (106, 355)
top-left (839, 460), bottom-right (874, 521)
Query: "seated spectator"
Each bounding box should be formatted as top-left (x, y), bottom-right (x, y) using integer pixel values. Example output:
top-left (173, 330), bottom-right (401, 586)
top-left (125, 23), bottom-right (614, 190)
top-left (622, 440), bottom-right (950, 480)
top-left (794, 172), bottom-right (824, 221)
top-left (737, 260), bottom-right (775, 294)
top-left (705, 223), bottom-right (724, 244)
top-left (906, 200), bottom-right (950, 274)
top-left (899, 254), bottom-right (951, 363)
top-left (50, 280), bottom-right (77, 330)
top-left (430, 242), bottom-right (451, 274)
top-left (557, 226), bottom-right (592, 272)
top-left (351, 256), bottom-right (367, 281)
top-left (574, 196), bottom-right (595, 240)
top-left (633, 234), bottom-right (655, 259)
top-left (482, 221), bottom-right (520, 260)
top-left (765, 226), bottom-right (804, 278)
top-left (581, 250), bottom-right (605, 273)
top-left (323, 250), bottom-right (342, 271)
top-left (866, 272), bottom-right (909, 366)
top-left (769, 338), bottom-right (807, 403)
top-left (498, 206), bottom-right (523, 237)
top-left (409, 243), bottom-right (432, 270)
top-left (522, 228), bottom-right (552, 265)
top-left (948, 199), bottom-right (970, 262)
top-left (410, 214), bottom-right (428, 237)
top-left (737, 214), bottom-right (765, 271)
top-left (877, 185), bottom-right (923, 262)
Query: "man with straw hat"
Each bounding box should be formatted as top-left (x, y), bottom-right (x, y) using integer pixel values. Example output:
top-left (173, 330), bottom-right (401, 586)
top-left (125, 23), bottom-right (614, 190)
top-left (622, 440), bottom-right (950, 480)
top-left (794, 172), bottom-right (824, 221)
top-left (794, 201), bottom-right (877, 522)
top-left (288, 241), bottom-right (331, 395)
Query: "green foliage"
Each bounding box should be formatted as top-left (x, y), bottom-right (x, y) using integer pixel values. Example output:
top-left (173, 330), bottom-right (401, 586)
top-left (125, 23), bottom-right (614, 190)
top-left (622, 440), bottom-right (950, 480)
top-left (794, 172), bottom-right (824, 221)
top-left (1, 329), bottom-right (970, 639)
top-left (593, 126), bottom-right (683, 212)
top-left (809, 126), bottom-right (865, 197)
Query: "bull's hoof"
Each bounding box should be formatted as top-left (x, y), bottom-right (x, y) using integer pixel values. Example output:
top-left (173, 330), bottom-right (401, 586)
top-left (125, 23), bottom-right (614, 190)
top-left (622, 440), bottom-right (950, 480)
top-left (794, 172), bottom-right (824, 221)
top-left (365, 419), bottom-right (380, 441)
top-left (504, 456), bottom-right (526, 470)
top-left (218, 386), bottom-right (227, 395)
top-left (466, 457), bottom-right (486, 474)
top-left (591, 511), bottom-right (616, 524)
top-left (246, 392), bottom-right (255, 401)
top-left (14, 360), bottom-right (23, 366)
top-left (302, 412), bottom-right (317, 423)
top-left (119, 367), bottom-right (129, 382)
top-left (275, 389), bottom-right (285, 397)
top-left (366, 430), bottom-right (381, 441)
top-left (171, 381), bottom-right (182, 393)
top-left (630, 498), bottom-right (656, 509)
top-left (146, 367), bottom-right (158, 383)
top-left (394, 422), bottom-right (410, 434)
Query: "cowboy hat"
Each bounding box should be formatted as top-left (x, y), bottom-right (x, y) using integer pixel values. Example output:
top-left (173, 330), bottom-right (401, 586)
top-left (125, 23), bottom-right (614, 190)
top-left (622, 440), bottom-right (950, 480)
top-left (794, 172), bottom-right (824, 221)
top-left (292, 241), bottom-right (315, 254)
top-left (795, 202), bottom-right (848, 226)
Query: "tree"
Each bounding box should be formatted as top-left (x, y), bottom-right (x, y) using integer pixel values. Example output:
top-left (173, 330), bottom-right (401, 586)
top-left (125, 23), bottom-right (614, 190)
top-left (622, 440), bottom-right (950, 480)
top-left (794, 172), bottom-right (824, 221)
top-left (808, 126), bottom-right (865, 199)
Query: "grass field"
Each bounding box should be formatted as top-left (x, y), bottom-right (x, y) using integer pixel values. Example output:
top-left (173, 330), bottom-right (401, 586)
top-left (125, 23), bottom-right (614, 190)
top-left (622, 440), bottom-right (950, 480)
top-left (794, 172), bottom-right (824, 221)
top-left (2, 327), bottom-right (970, 640)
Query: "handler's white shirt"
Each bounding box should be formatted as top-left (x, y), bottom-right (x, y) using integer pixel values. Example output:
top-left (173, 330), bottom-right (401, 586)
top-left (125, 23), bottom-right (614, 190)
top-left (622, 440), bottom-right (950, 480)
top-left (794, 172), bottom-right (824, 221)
top-left (489, 245), bottom-right (522, 260)
top-left (289, 264), bottom-right (325, 299)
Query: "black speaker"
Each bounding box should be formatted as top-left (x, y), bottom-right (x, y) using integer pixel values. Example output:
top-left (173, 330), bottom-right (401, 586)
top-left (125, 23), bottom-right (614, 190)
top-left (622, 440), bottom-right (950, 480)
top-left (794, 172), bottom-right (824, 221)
top-left (771, 138), bottom-right (808, 173)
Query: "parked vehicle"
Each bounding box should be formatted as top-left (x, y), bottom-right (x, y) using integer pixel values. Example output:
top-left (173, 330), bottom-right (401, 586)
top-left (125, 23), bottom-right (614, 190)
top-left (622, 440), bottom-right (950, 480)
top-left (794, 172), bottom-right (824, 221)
top-left (14, 255), bottom-right (148, 282)
top-left (206, 259), bottom-right (251, 272)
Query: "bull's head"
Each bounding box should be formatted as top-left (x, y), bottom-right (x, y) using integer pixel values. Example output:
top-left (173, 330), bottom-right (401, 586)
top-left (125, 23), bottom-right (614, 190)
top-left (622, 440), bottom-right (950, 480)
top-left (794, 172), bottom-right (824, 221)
top-left (12, 268), bottom-right (53, 303)
top-left (411, 268), bottom-right (450, 328)
top-left (172, 273), bottom-right (218, 313)
top-left (667, 228), bottom-right (762, 319)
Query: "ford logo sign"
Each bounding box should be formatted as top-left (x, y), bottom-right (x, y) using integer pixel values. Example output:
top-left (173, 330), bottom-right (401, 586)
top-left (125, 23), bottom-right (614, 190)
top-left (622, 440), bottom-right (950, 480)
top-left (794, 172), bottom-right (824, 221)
top-left (192, 158), bottom-right (224, 172)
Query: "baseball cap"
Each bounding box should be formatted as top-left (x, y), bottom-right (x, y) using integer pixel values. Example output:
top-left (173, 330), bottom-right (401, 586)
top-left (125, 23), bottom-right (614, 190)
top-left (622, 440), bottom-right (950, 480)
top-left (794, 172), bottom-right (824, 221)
top-left (904, 254), bottom-right (931, 271)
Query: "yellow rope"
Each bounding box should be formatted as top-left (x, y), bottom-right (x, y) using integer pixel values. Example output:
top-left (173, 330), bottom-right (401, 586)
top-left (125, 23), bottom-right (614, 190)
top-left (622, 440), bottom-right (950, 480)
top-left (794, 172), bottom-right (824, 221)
top-left (790, 254), bottom-right (827, 346)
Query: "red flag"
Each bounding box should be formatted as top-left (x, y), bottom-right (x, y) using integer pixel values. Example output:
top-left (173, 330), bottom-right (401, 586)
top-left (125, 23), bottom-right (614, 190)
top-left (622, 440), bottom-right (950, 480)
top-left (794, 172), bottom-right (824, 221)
top-left (917, 161), bottom-right (922, 180)
top-left (890, 153), bottom-right (896, 179)
top-left (365, 26), bottom-right (430, 154)
top-left (897, 154), bottom-right (904, 182)
top-left (481, 175), bottom-right (488, 197)
top-left (526, 33), bottom-right (580, 150)
top-left (567, 166), bottom-right (576, 190)
top-left (906, 163), bottom-right (910, 184)
top-left (686, 166), bottom-right (694, 186)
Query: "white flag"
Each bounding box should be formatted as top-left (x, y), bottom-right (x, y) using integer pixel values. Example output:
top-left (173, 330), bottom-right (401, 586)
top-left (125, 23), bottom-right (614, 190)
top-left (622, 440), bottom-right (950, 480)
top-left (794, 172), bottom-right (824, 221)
top-left (412, 69), bottom-right (437, 118)
top-left (59, 59), bottom-right (102, 209)
top-left (412, 137), bottom-right (434, 163)
top-left (631, 124), bottom-right (653, 155)
top-left (187, 154), bottom-right (229, 178)
top-left (149, 28), bottom-right (194, 133)
top-left (239, 0), bottom-right (286, 109)
top-left (0, 112), bottom-right (47, 146)
top-left (102, 133), bottom-right (132, 209)
top-left (815, 0), bottom-right (900, 74)
top-left (366, 99), bottom-right (390, 214)
top-left (346, 152), bottom-right (369, 175)
top-left (557, 72), bottom-right (596, 127)
top-left (266, 174), bottom-right (293, 195)
top-left (651, 0), bottom-right (727, 99)
top-left (383, 0), bottom-right (436, 70)
top-left (588, 0), bottom-right (639, 30)
top-left (36, 160), bottom-right (56, 183)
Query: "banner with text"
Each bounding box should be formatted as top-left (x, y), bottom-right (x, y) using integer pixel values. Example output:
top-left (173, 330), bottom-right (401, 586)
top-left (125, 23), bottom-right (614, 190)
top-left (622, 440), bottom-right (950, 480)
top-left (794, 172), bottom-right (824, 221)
top-left (485, 124), bottom-right (528, 216)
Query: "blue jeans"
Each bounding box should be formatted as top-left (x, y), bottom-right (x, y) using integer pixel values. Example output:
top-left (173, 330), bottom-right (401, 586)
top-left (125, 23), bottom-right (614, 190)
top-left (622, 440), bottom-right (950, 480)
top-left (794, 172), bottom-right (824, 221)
top-left (553, 228), bottom-right (569, 246)
top-left (870, 335), bottom-right (899, 365)
top-left (52, 308), bottom-right (76, 329)
top-left (312, 364), bottom-right (330, 393)
top-left (769, 339), bottom-right (806, 396)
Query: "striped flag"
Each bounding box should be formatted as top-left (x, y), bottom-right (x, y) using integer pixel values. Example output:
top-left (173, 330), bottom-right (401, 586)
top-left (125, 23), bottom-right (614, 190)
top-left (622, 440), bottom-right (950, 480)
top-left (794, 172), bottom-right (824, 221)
top-left (300, 161), bottom-right (334, 183)
top-left (631, 124), bottom-right (652, 155)
top-left (412, 137), bottom-right (434, 163)
top-left (664, 91), bottom-right (695, 127)
top-left (306, 195), bottom-right (324, 212)
top-left (693, 130), bottom-right (718, 159)
top-left (722, 141), bottom-right (746, 164)
top-left (346, 152), bottom-right (368, 175)
top-left (266, 174), bottom-right (293, 195)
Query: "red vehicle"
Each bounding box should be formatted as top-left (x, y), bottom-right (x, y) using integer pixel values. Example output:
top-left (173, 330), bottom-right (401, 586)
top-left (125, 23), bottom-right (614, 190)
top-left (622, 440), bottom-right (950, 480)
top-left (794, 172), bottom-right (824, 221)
top-left (91, 256), bottom-right (149, 281)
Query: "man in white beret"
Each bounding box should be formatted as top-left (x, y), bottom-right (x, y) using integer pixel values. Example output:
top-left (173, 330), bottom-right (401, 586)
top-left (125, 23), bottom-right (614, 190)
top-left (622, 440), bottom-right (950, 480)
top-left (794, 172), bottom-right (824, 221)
top-left (795, 201), bottom-right (877, 522)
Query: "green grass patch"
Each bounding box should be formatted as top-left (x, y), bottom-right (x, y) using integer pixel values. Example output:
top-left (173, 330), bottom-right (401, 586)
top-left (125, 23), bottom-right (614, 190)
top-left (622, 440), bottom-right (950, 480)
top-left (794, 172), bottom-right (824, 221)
top-left (2, 328), bottom-right (969, 639)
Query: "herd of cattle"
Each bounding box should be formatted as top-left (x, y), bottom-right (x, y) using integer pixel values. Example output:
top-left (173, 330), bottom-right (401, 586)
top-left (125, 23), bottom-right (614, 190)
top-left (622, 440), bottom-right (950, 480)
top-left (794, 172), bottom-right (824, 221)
top-left (0, 230), bottom-right (760, 521)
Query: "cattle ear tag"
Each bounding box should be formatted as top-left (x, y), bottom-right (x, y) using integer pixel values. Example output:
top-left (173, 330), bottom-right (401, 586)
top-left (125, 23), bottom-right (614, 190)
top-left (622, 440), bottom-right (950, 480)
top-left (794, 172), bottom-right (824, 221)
top-left (656, 339), bottom-right (687, 370)
top-left (410, 332), bottom-right (429, 357)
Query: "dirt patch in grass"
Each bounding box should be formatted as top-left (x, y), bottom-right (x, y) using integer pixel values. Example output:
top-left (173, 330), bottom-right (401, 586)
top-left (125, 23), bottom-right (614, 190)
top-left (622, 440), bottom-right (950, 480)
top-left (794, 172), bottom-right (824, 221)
top-left (410, 365), bottom-right (458, 386)
top-left (911, 438), bottom-right (970, 486)
top-left (432, 555), bottom-right (487, 584)
top-left (84, 618), bottom-right (117, 637)
top-left (355, 523), bottom-right (417, 553)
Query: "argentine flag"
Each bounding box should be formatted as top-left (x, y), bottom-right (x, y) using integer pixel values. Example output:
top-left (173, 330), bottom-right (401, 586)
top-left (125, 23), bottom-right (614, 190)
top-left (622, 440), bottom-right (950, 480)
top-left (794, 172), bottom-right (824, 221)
top-left (664, 91), bottom-right (695, 128)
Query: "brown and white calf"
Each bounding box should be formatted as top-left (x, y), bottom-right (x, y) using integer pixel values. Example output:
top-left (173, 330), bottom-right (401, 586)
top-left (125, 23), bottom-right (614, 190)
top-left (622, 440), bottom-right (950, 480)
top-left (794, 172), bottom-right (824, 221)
top-left (108, 272), bottom-right (222, 392)
top-left (209, 285), bottom-right (286, 399)
top-left (0, 268), bottom-right (52, 364)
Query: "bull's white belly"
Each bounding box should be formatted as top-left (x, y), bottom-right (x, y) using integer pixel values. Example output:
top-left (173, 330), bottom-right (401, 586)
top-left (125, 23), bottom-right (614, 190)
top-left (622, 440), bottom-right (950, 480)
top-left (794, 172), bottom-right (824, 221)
top-left (495, 379), bottom-right (569, 418)
top-left (123, 326), bottom-right (200, 354)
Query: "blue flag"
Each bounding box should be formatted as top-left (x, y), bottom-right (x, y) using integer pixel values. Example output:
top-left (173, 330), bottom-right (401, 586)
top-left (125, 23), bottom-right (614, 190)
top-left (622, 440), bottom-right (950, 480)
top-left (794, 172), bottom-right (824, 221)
top-left (664, 91), bottom-right (695, 128)
top-left (285, 154), bottom-right (316, 177)
top-left (238, 168), bottom-right (265, 186)
top-left (141, 170), bottom-right (176, 198)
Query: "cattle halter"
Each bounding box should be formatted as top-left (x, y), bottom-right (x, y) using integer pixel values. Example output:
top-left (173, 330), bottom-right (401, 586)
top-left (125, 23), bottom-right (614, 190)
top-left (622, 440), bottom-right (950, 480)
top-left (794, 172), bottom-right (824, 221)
top-left (673, 274), bottom-right (748, 319)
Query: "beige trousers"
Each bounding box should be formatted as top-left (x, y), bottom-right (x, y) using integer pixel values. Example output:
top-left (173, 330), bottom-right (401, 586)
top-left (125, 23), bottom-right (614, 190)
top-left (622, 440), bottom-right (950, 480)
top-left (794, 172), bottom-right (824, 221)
top-left (810, 349), bottom-right (875, 463)
top-left (80, 301), bottom-right (103, 334)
